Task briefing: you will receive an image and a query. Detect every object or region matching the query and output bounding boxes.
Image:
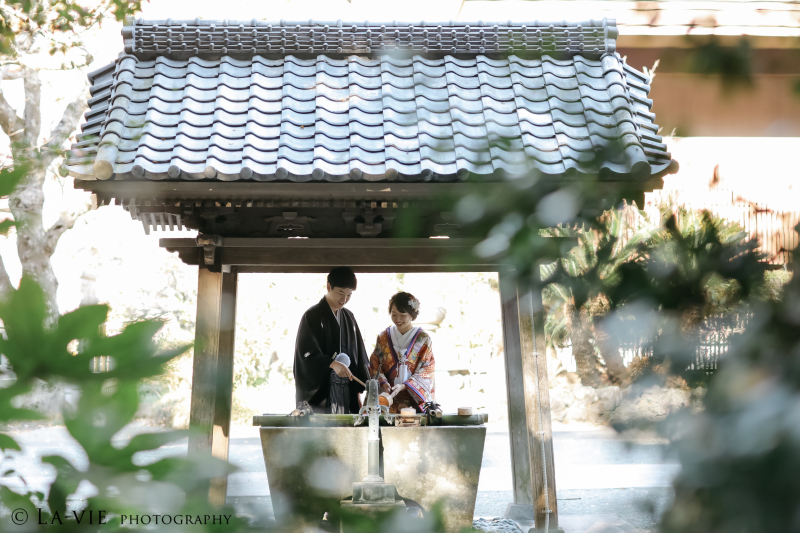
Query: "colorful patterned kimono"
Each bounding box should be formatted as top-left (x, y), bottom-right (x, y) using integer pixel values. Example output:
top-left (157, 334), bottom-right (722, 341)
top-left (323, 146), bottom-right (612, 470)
top-left (369, 327), bottom-right (435, 413)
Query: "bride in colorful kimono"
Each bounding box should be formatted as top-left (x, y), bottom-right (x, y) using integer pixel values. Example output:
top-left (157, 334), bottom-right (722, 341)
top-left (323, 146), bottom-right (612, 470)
top-left (368, 292), bottom-right (435, 413)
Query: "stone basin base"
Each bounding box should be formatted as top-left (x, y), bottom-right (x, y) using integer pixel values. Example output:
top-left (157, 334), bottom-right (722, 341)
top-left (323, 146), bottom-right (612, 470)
top-left (382, 426), bottom-right (487, 533)
top-left (259, 427), bottom-right (368, 526)
top-left (339, 500), bottom-right (406, 531)
top-left (258, 424), bottom-right (486, 533)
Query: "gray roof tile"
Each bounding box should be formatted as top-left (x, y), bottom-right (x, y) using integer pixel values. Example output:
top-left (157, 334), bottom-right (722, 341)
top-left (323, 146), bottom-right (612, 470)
top-left (67, 21), bottom-right (677, 183)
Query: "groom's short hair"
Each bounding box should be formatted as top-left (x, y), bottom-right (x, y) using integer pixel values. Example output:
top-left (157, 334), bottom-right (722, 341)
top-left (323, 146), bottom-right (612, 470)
top-left (328, 267), bottom-right (357, 290)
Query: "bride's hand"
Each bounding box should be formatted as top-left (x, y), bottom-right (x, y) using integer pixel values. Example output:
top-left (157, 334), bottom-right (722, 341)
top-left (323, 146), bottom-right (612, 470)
top-left (390, 384), bottom-right (406, 397)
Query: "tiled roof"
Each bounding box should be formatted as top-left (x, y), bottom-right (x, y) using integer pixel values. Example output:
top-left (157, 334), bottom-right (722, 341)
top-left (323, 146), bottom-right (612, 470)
top-left (64, 20), bottom-right (677, 183)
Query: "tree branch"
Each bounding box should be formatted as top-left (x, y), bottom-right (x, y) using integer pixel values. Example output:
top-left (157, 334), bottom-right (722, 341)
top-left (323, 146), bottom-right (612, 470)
top-left (22, 66), bottom-right (41, 147)
top-left (0, 62), bottom-right (25, 139)
top-left (43, 202), bottom-right (90, 257)
top-left (41, 89), bottom-right (88, 169)
top-left (0, 90), bottom-right (23, 137)
top-left (0, 251), bottom-right (13, 300)
top-left (0, 64), bottom-right (23, 80)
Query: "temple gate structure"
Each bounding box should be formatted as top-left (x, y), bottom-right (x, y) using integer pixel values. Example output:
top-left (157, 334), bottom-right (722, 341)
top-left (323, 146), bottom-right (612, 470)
top-left (64, 16), bottom-right (677, 530)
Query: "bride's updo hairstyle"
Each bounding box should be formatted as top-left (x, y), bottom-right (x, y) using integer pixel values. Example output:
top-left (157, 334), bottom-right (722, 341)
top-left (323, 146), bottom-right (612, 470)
top-left (388, 292), bottom-right (420, 320)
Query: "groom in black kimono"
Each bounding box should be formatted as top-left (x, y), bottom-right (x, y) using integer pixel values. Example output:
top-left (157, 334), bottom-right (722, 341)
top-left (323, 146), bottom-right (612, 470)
top-left (293, 266), bottom-right (369, 414)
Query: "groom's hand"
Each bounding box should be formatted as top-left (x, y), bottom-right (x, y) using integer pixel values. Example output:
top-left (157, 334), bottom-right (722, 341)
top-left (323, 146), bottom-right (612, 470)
top-left (330, 361), bottom-right (353, 380)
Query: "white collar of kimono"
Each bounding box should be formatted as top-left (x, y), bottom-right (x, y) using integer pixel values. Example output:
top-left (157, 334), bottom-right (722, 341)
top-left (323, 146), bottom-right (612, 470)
top-left (390, 325), bottom-right (419, 359)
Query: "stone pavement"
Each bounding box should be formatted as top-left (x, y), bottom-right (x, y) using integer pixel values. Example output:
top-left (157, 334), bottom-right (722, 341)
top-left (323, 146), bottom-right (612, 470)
top-left (559, 514), bottom-right (641, 533)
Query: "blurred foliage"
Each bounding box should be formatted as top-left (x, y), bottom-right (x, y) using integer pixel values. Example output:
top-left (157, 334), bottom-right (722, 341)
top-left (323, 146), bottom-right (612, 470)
top-left (0, 0), bottom-right (143, 58)
top-left (658, 256), bottom-right (800, 532)
top-left (0, 277), bottom-right (240, 531)
top-left (688, 37), bottom-right (753, 90)
top-left (0, 275), bottom-right (455, 530)
top-left (425, 169), bottom-right (766, 383)
top-left (542, 205), bottom-right (657, 386)
top-left (394, 133), bottom-right (800, 531)
top-left (0, 164), bottom-right (27, 237)
top-left (3, 2), bottom-right (795, 530)
top-left (541, 205), bottom-right (758, 386)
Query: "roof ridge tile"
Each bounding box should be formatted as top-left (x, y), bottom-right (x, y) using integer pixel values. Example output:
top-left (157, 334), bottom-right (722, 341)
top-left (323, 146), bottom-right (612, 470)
top-left (124, 18), bottom-right (617, 61)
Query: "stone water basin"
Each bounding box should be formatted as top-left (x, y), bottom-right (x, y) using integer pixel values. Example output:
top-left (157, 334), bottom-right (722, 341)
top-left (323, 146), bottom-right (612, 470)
top-left (254, 414), bottom-right (487, 532)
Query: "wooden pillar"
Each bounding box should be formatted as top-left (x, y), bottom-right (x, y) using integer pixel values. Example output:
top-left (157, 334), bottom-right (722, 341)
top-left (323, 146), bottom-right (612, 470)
top-left (188, 267), bottom-right (239, 506)
top-left (209, 269), bottom-right (238, 504)
top-left (499, 270), bottom-right (534, 520)
top-left (517, 283), bottom-right (559, 530)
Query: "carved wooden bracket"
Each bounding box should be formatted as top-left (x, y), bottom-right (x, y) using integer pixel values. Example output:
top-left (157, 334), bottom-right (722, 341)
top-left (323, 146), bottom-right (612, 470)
top-left (356, 207), bottom-right (383, 237)
top-left (263, 211), bottom-right (316, 236)
top-left (344, 205), bottom-right (396, 237)
top-left (196, 234), bottom-right (223, 265)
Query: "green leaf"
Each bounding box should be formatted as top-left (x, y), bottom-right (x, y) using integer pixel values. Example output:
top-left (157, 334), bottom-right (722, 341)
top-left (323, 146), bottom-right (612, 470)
top-left (0, 219), bottom-right (13, 236)
top-left (0, 486), bottom-right (38, 527)
top-left (56, 304), bottom-right (109, 340)
top-left (0, 434), bottom-right (21, 451)
top-left (122, 429), bottom-right (189, 456)
top-left (41, 455), bottom-right (82, 516)
top-left (146, 455), bottom-right (236, 491)
top-left (0, 276), bottom-right (47, 336)
top-left (0, 406), bottom-right (47, 423)
top-left (0, 277), bottom-right (48, 380)
top-left (64, 381), bottom-right (140, 460)
top-left (0, 164), bottom-right (27, 198)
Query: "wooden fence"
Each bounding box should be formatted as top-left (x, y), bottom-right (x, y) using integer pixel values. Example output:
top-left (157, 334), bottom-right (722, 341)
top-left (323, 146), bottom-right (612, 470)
top-left (555, 312), bottom-right (749, 375)
top-left (619, 313), bottom-right (749, 372)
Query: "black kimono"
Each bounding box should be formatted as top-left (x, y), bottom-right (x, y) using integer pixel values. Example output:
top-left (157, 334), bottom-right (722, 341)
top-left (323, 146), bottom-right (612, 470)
top-left (293, 297), bottom-right (369, 414)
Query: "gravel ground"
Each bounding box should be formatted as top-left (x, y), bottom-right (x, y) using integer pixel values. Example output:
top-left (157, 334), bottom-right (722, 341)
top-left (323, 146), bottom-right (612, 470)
top-left (472, 517), bottom-right (521, 532)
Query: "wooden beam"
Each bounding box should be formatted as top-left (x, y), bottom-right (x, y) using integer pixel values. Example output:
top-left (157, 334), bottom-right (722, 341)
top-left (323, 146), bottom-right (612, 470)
top-left (161, 237), bottom-right (481, 249)
top-left (74, 180), bottom-right (474, 201)
top-left (160, 237), bottom-right (500, 271)
top-left (233, 265), bottom-right (494, 273)
top-left (76, 179), bottom-right (660, 207)
top-left (209, 269), bottom-right (238, 506)
top-left (221, 246), bottom-right (482, 268)
top-left (517, 285), bottom-right (559, 529)
top-left (498, 270), bottom-right (534, 521)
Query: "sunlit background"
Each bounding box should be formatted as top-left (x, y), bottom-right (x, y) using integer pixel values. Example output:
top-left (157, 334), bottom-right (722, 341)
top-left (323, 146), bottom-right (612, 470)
top-left (1, 3), bottom-right (799, 529)
top-left (1, 0), bottom-right (796, 425)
